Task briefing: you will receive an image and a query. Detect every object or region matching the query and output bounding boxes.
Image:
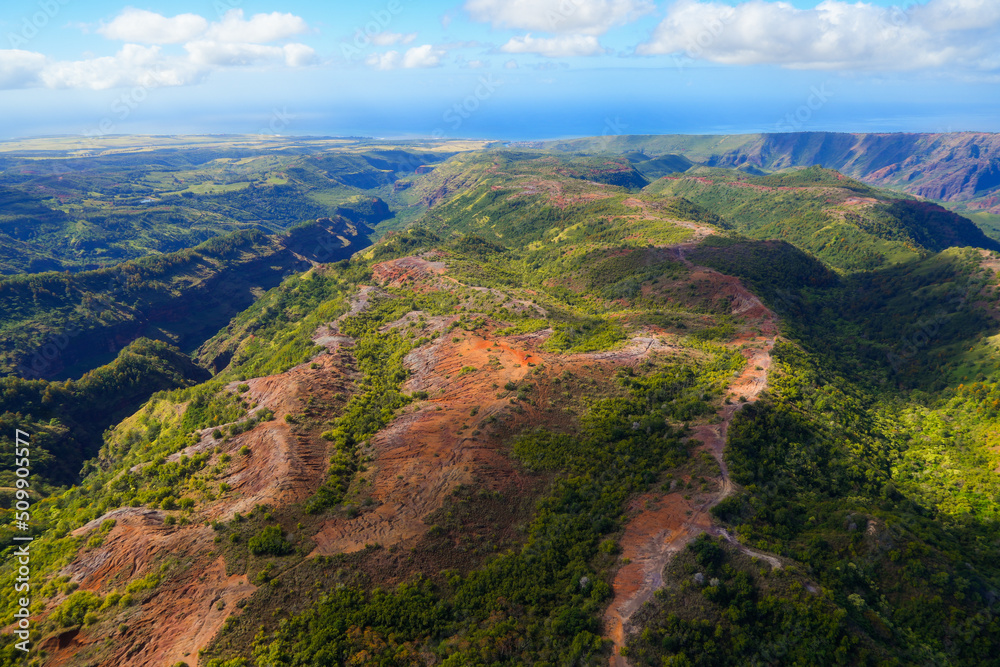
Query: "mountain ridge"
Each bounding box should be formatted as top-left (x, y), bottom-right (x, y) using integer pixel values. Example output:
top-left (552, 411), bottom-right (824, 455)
top-left (545, 131), bottom-right (1000, 215)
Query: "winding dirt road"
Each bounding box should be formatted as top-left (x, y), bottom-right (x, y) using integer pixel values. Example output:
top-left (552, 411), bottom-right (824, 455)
top-left (603, 242), bottom-right (780, 666)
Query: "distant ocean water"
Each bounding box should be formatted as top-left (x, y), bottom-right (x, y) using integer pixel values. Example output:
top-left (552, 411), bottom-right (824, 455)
top-left (5, 102), bottom-right (999, 142)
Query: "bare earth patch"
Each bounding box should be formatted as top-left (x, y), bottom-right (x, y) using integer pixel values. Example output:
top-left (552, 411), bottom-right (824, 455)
top-left (603, 249), bottom-right (779, 665)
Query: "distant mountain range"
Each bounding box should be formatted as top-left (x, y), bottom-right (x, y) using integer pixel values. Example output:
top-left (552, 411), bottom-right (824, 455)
top-left (546, 132), bottom-right (1000, 215)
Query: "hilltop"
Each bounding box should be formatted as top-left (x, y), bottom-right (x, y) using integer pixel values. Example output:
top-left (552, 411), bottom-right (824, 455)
top-left (0, 139), bottom-right (998, 666)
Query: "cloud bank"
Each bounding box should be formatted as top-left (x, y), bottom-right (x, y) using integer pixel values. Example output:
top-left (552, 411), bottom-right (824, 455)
top-left (1, 8), bottom-right (315, 90)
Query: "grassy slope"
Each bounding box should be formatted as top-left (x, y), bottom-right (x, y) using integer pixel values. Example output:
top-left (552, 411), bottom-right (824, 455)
top-left (645, 166), bottom-right (1000, 271)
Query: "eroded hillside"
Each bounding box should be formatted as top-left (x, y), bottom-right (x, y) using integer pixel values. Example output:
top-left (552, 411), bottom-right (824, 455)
top-left (1, 150), bottom-right (999, 667)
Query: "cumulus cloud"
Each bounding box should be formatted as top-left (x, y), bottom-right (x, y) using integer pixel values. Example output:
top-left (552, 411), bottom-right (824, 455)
top-left (205, 9), bottom-right (309, 44)
top-left (98, 8), bottom-right (207, 44)
top-left (367, 45), bottom-right (446, 70)
top-left (40, 45), bottom-right (196, 90)
top-left (0, 8), bottom-right (317, 90)
top-left (282, 43), bottom-right (318, 67)
top-left (500, 34), bottom-right (606, 57)
top-left (370, 32), bottom-right (417, 46)
top-left (403, 44), bottom-right (446, 68)
top-left (185, 41), bottom-right (316, 68)
top-left (465, 0), bottom-right (653, 35)
top-left (0, 50), bottom-right (46, 88)
top-left (911, 0), bottom-right (1000, 32)
top-left (636, 0), bottom-right (1000, 71)
top-left (99, 8), bottom-right (308, 45)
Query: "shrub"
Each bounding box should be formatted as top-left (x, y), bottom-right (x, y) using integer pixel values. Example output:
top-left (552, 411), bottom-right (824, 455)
top-left (51, 591), bottom-right (103, 628)
top-left (248, 525), bottom-right (292, 556)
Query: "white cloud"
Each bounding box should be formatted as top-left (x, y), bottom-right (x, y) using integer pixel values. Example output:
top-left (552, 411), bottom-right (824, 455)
top-left (370, 32), bottom-right (417, 46)
top-left (0, 50), bottom-right (46, 88)
top-left (910, 0), bottom-right (1000, 32)
top-left (40, 45), bottom-right (196, 90)
top-left (205, 9), bottom-right (309, 44)
top-left (403, 45), bottom-right (446, 68)
top-left (504, 59), bottom-right (519, 69)
top-left (283, 43), bottom-right (318, 67)
top-left (368, 45), bottom-right (446, 69)
top-left (637, 0), bottom-right (1000, 71)
top-left (500, 34), bottom-right (606, 57)
top-left (465, 0), bottom-right (653, 35)
top-left (97, 8), bottom-right (308, 45)
top-left (98, 8), bottom-right (207, 44)
top-left (366, 50), bottom-right (401, 70)
top-left (1, 8), bottom-right (318, 90)
top-left (185, 41), bottom-right (316, 68)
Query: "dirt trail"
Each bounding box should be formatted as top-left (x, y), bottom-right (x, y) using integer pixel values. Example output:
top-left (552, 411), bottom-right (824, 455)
top-left (37, 235), bottom-right (778, 666)
top-left (603, 245), bottom-right (780, 666)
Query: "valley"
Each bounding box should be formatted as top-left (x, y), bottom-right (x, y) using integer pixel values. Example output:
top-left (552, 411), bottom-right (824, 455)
top-left (0, 134), bottom-right (999, 666)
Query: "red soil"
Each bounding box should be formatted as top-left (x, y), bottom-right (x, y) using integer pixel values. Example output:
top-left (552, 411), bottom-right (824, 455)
top-left (603, 246), bottom-right (779, 665)
top-left (371, 256), bottom-right (447, 288)
top-left (48, 514), bottom-right (252, 667)
top-left (38, 228), bottom-right (780, 666)
top-left (311, 328), bottom-right (574, 555)
top-left (40, 348), bottom-right (355, 666)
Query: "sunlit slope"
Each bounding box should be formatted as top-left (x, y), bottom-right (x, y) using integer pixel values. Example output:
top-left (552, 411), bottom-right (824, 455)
top-left (645, 166), bottom-right (1000, 270)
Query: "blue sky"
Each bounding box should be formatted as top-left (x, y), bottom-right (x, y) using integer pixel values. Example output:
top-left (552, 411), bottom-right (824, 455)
top-left (1, 0), bottom-right (998, 139)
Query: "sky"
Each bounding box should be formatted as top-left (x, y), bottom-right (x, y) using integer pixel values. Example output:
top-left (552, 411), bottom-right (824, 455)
top-left (0, 0), bottom-right (998, 140)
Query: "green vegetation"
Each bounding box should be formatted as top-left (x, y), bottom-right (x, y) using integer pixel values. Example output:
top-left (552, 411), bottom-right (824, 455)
top-left (648, 167), bottom-right (998, 271)
top-left (248, 525), bottom-right (292, 556)
top-left (0, 140), bottom-right (459, 274)
top-left (251, 353), bottom-right (735, 666)
top-left (1, 141), bottom-right (1000, 665)
top-left (0, 222), bottom-right (364, 380)
top-left (625, 536), bottom-right (894, 665)
top-left (0, 338), bottom-right (207, 489)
